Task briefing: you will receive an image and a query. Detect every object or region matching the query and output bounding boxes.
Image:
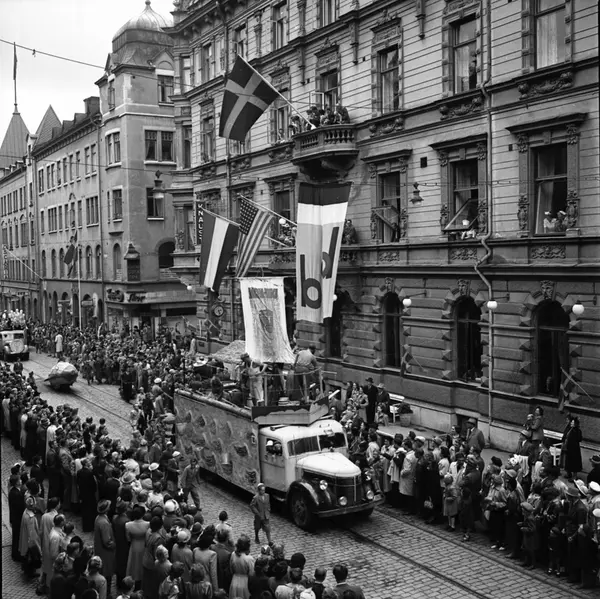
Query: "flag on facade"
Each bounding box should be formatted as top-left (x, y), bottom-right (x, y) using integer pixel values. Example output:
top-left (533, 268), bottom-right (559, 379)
top-left (194, 201), bottom-right (204, 247)
top-left (236, 198), bottom-right (273, 278)
top-left (64, 232), bottom-right (77, 265)
top-left (295, 182), bottom-right (352, 323)
top-left (219, 55), bottom-right (279, 142)
top-left (240, 278), bottom-right (296, 364)
top-left (13, 43), bottom-right (17, 81)
top-left (198, 209), bottom-right (239, 294)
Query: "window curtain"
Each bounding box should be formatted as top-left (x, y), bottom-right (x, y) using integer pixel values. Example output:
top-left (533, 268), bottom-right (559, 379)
top-left (536, 181), bottom-right (554, 233)
top-left (537, 11), bottom-right (564, 68)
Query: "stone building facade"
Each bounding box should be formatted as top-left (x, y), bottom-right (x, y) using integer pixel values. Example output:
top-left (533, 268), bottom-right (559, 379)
top-left (165, 0), bottom-right (599, 451)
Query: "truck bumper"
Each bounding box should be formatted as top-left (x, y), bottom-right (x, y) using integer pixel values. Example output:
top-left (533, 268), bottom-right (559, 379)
top-left (315, 494), bottom-right (384, 518)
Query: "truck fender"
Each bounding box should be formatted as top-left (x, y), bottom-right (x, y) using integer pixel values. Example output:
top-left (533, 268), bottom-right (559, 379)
top-left (287, 480), bottom-right (319, 510)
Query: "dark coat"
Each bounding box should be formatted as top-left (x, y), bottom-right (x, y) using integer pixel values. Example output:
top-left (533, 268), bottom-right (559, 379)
top-left (103, 477), bottom-right (120, 516)
top-left (212, 541), bottom-right (232, 590)
top-left (94, 514), bottom-right (116, 578)
top-left (8, 485), bottom-right (25, 528)
top-left (77, 467), bottom-right (98, 532)
top-left (112, 513), bottom-right (130, 577)
top-left (561, 424), bottom-right (583, 474)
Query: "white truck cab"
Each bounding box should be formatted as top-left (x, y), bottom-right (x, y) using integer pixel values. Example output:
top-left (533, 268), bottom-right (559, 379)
top-left (0, 330), bottom-right (29, 361)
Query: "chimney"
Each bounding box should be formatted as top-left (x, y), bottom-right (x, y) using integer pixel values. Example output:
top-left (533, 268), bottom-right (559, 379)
top-left (84, 97), bottom-right (100, 115)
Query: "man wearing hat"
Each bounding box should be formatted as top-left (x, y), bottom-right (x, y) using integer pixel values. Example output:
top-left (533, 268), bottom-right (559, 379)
top-left (364, 378), bottom-right (378, 425)
top-left (77, 459), bottom-right (98, 533)
top-left (94, 499), bottom-right (116, 592)
top-left (181, 457), bottom-right (202, 510)
top-left (250, 483), bottom-right (272, 545)
top-left (376, 383), bottom-right (391, 416)
top-left (586, 454), bottom-right (600, 486)
top-left (465, 418), bottom-right (486, 452)
top-left (564, 484), bottom-right (588, 583)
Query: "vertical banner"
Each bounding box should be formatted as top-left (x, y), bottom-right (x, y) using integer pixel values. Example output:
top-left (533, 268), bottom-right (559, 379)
top-left (240, 278), bottom-right (296, 364)
top-left (295, 182), bottom-right (351, 323)
top-left (2, 244), bottom-right (8, 280)
top-left (194, 202), bottom-right (204, 247)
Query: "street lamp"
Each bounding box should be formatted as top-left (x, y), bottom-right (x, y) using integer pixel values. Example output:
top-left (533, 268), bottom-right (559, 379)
top-left (572, 301), bottom-right (585, 316)
top-left (486, 299), bottom-right (498, 311)
top-left (186, 285), bottom-right (193, 292)
top-left (410, 182), bottom-right (423, 205)
top-left (403, 291), bottom-right (427, 308)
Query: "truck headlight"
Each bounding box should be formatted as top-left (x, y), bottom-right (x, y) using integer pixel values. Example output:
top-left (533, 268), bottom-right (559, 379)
top-left (339, 496), bottom-right (348, 506)
top-left (319, 480), bottom-right (328, 491)
top-left (366, 490), bottom-right (374, 500)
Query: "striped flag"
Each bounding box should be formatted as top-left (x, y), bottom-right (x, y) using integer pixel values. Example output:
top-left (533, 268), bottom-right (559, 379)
top-left (219, 55), bottom-right (279, 142)
top-left (236, 198), bottom-right (273, 278)
top-left (198, 209), bottom-right (239, 294)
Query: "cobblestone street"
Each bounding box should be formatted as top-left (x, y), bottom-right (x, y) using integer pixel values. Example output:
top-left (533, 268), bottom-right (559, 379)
top-left (2, 353), bottom-right (596, 599)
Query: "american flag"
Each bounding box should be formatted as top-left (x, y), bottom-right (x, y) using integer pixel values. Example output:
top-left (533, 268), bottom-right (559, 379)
top-left (236, 198), bottom-right (273, 277)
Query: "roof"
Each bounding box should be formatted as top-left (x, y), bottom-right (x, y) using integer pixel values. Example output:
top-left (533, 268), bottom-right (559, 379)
top-left (0, 111), bottom-right (29, 170)
top-left (33, 106), bottom-right (61, 148)
top-left (113, 0), bottom-right (172, 43)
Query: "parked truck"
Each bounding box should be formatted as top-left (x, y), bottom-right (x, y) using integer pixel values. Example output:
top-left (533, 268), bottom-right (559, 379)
top-left (174, 389), bottom-right (382, 529)
top-left (0, 329), bottom-right (30, 361)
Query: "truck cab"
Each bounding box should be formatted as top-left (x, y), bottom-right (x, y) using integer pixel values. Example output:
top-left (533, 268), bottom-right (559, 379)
top-left (0, 330), bottom-right (29, 361)
top-left (259, 419), bottom-right (382, 528)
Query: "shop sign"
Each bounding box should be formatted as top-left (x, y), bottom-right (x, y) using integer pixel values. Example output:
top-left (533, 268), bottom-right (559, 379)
top-left (128, 293), bottom-right (146, 303)
top-left (107, 289), bottom-right (124, 302)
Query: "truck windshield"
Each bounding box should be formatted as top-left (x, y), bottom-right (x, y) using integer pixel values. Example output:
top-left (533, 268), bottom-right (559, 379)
top-left (287, 432), bottom-right (347, 456)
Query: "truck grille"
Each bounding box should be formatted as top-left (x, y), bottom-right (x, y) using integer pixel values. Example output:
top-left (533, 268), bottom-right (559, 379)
top-left (331, 475), bottom-right (362, 505)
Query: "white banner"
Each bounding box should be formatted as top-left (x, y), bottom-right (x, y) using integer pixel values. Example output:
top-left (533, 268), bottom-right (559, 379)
top-left (240, 277), bottom-right (296, 364)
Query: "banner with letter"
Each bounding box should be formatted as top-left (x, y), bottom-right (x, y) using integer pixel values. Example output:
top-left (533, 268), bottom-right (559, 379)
top-left (295, 182), bottom-right (351, 323)
top-left (240, 278), bottom-right (296, 364)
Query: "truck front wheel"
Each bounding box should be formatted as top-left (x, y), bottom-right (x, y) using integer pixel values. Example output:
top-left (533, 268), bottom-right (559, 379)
top-left (290, 491), bottom-right (314, 530)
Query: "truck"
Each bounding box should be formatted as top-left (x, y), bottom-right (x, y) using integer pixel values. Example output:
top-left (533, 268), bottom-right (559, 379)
top-left (0, 329), bottom-right (30, 361)
top-left (173, 389), bottom-right (383, 529)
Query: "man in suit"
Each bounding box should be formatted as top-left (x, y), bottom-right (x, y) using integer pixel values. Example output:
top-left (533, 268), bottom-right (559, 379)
top-left (250, 482), bottom-right (272, 544)
top-left (8, 474), bottom-right (25, 561)
top-left (213, 528), bottom-right (233, 590)
top-left (466, 418), bottom-right (486, 452)
top-left (364, 378), bottom-right (378, 425)
top-left (332, 564), bottom-right (366, 599)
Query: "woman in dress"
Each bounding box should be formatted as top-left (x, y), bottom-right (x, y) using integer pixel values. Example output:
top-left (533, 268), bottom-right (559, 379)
top-left (125, 504), bottom-right (150, 590)
top-left (229, 535), bottom-right (255, 599)
top-left (86, 555), bottom-right (108, 599)
top-left (192, 534), bottom-right (218, 591)
top-left (560, 415), bottom-right (583, 480)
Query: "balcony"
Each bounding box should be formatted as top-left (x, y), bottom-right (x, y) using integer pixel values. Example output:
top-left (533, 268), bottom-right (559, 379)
top-left (291, 124), bottom-right (358, 178)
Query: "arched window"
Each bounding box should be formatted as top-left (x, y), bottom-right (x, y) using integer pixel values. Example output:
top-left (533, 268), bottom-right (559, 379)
top-left (86, 246), bottom-right (93, 279)
top-left (59, 248), bottom-right (65, 278)
top-left (41, 250), bottom-right (47, 278)
top-left (536, 301), bottom-right (569, 396)
top-left (95, 245), bottom-right (102, 279)
top-left (326, 295), bottom-right (344, 358)
top-left (456, 297), bottom-right (482, 381)
top-left (51, 249), bottom-right (57, 278)
top-left (113, 243), bottom-right (121, 279)
top-left (158, 241), bottom-right (175, 269)
top-left (383, 292), bottom-right (402, 367)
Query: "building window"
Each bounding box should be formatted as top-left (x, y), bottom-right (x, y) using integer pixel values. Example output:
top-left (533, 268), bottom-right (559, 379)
top-left (63, 158), bottom-right (68, 184)
top-left (84, 147), bottom-right (90, 174)
top-left (59, 248), bottom-right (65, 278)
top-left (95, 246), bottom-right (102, 279)
top-left (181, 56), bottom-right (192, 90)
top-left (48, 208), bottom-right (57, 232)
top-left (113, 189), bottom-right (123, 220)
top-left (86, 246), bottom-right (93, 279)
top-left (379, 47), bottom-right (400, 113)
top-left (318, 71), bottom-right (339, 110)
top-left (146, 187), bottom-right (164, 219)
top-left (41, 250), bottom-right (47, 277)
top-left (145, 130), bottom-right (173, 162)
top-left (158, 241), bottom-right (175, 269)
top-left (183, 126), bottom-right (192, 168)
top-left (534, 144), bottom-right (567, 234)
top-left (106, 132), bottom-right (121, 164)
top-left (235, 25), bottom-right (246, 58)
top-left (91, 144), bottom-right (97, 173)
top-left (535, 0), bottom-right (566, 68)
top-left (201, 43), bottom-right (213, 83)
top-left (77, 200), bottom-right (82, 228)
top-left (69, 155), bottom-right (74, 181)
top-left (14, 224), bottom-right (18, 247)
top-left (373, 172), bottom-right (403, 243)
top-left (58, 206), bottom-right (63, 230)
top-left (76, 151), bottom-right (81, 178)
top-left (21, 221), bottom-right (27, 246)
top-left (158, 75), bottom-right (174, 103)
top-left (326, 296), bottom-right (343, 358)
top-left (200, 113), bottom-right (215, 162)
top-left (86, 196), bottom-right (99, 225)
top-left (108, 80), bottom-right (115, 109)
top-left (127, 259), bottom-right (141, 282)
top-left (455, 297), bottom-right (482, 381)
top-left (113, 243), bottom-right (122, 280)
top-left (57, 161), bottom-right (62, 186)
top-left (383, 292), bottom-right (402, 368)
top-left (50, 164), bottom-right (55, 187)
top-left (536, 300), bottom-right (569, 396)
top-left (273, 190), bottom-right (291, 240)
top-left (230, 134), bottom-right (250, 156)
top-left (30, 220), bottom-right (34, 245)
top-left (445, 159), bottom-right (479, 233)
top-left (269, 92), bottom-right (290, 144)
top-left (51, 250), bottom-right (57, 277)
top-left (319, 0), bottom-right (337, 26)
top-left (453, 17), bottom-right (478, 93)
top-left (272, 3), bottom-right (287, 51)
top-left (38, 169), bottom-right (44, 193)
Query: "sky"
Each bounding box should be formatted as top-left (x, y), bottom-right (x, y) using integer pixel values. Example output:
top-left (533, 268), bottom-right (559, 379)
top-left (0, 0), bottom-right (175, 147)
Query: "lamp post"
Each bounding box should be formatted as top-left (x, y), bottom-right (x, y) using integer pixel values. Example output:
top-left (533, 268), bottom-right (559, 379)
top-left (402, 291), bottom-right (427, 308)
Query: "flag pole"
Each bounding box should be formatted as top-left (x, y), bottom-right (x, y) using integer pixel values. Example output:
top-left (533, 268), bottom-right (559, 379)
top-left (238, 55), bottom-right (314, 131)
top-left (13, 42), bottom-right (18, 112)
top-left (77, 245), bottom-right (83, 330)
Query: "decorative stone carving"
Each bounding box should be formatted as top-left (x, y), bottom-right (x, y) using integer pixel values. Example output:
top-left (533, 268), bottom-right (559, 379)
top-left (517, 194), bottom-right (529, 231)
top-left (437, 151), bottom-right (448, 167)
top-left (367, 163), bottom-right (377, 179)
top-left (230, 156), bottom-right (251, 173)
top-left (176, 230), bottom-right (185, 250)
top-left (531, 245), bottom-right (566, 259)
top-left (296, 0), bottom-right (306, 36)
top-left (316, 40), bottom-right (339, 72)
top-left (440, 204), bottom-right (449, 229)
top-left (565, 189), bottom-right (579, 228)
top-left (384, 277), bottom-right (394, 291)
top-left (566, 124), bottom-right (580, 145)
top-left (443, 0), bottom-right (477, 15)
top-left (457, 279), bottom-right (470, 297)
top-left (370, 210), bottom-right (379, 240)
top-left (269, 252), bottom-right (295, 264)
top-left (368, 116), bottom-right (404, 137)
top-left (477, 199), bottom-right (488, 234)
top-left (399, 208), bottom-right (408, 238)
top-left (378, 251), bottom-right (400, 263)
top-left (439, 95), bottom-right (483, 120)
top-left (198, 163), bottom-right (216, 180)
top-left (340, 250), bottom-right (358, 263)
top-left (540, 280), bottom-right (555, 300)
top-left (450, 247), bottom-right (477, 261)
top-left (518, 71), bottom-right (573, 101)
top-left (268, 144), bottom-right (293, 163)
top-left (516, 134), bottom-right (529, 153)
top-left (398, 157), bottom-right (408, 173)
top-left (374, 8), bottom-right (396, 28)
top-left (476, 142), bottom-right (487, 161)
top-left (254, 11), bottom-right (263, 58)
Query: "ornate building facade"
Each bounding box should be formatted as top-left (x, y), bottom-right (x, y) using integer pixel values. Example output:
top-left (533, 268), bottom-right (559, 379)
top-left (165, 0), bottom-right (599, 451)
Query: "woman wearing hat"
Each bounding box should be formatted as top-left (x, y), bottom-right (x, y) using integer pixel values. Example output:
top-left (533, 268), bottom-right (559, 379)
top-left (94, 500), bottom-right (116, 593)
top-left (125, 504), bottom-right (150, 590)
top-left (560, 415), bottom-right (583, 480)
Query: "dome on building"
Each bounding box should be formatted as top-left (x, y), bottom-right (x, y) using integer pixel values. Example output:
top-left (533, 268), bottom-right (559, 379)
top-left (112, 0), bottom-right (172, 53)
